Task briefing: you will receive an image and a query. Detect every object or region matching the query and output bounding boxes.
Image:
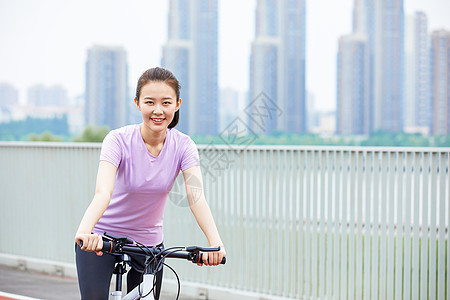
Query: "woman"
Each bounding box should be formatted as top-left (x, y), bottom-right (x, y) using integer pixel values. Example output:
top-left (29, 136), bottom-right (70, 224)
top-left (75, 67), bottom-right (226, 299)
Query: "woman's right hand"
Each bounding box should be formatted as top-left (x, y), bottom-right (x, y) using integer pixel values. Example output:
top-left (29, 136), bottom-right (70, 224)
top-left (75, 233), bottom-right (104, 256)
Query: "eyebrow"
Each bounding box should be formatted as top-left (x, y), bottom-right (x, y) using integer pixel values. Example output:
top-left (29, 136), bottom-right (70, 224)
top-left (142, 96), bottom-right (174, 100)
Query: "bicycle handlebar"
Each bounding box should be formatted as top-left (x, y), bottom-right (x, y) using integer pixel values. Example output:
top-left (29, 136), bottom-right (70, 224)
top-left (102, 241), bottom-right (226, 265)
top-left (80, 234), bottom-right (226, 265)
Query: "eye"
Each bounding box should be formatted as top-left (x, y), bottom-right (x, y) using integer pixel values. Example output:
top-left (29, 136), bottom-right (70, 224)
top-left (145, 100), bottom-right (153, 105)
top-left (163, 101), bottom-right (171, 105)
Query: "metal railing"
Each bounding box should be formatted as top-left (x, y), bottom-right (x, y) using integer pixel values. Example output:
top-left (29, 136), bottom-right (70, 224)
top-left (0, 142), bottom-right (448, 299)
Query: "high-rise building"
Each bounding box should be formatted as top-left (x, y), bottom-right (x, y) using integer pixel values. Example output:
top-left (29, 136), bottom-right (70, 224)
top-left (306, 91), bottom-right (318, 130)
top-left (430, 30), bottom-right (450, 135)
top-left (219, 87), bottom-right (247, 132)
top-left (162, 0), bottom-right (218, 135)
top-left (353, 0), bottom-right (404, 133)
top-left (22, 84), bottom-right (83, 132)
top-left (404, 12), bottom-right (430, 133)
top-left (27, 84), bottom-right (68, 107)
top-left (336, 34), bottom-right (369, 135)
top-left (85, 45), bottom-right (128, 130)
top-left (249, 0), bottom-right (307, 134)
top-left (0, 82), bottom-right (18, 122)
top-left (0, 83), bottom-right (18, 109)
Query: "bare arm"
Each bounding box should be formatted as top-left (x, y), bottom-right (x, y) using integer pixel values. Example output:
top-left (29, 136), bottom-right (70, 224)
top-left (75, 160), bottom-right (117, 254)
top-left (183, 165), bottom-right (226, 265)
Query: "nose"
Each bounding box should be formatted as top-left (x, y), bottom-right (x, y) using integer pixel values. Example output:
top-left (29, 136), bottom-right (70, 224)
top-left (153, 104), bottom-right (163, 114)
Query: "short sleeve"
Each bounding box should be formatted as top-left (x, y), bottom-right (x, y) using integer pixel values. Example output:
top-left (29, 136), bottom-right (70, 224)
top-left (180, 137), bottom-right (200, 171)
top-left (99, 131), bottom-right (122, 168)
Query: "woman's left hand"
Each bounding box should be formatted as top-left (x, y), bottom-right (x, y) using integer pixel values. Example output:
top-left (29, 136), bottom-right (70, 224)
top-left (199, 245), bottom-right (226, 266)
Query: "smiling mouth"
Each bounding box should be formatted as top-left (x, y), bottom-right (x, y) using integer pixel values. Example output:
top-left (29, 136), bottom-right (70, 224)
top-left (151, 118), bottom-right (165, 123)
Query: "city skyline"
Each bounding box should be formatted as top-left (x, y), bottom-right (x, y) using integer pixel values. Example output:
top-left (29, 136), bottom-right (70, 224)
top-left (1, 0), bottom-right (449, 112)
top-left (336, 0), bottom-right (449, 136)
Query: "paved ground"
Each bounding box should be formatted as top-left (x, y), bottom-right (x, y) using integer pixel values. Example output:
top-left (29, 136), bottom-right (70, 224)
top-left (0, 265), bottom-right (79, 300)
top-left (0, 265), bottom-right (195, 300)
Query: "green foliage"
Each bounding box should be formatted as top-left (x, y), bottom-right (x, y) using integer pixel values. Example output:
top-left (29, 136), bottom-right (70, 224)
top-left (191, 135), bottom-right (226, 145)
top-left (0, 117), bottom-right (449, 147)
top-left (193, 130), bottom-right (449, 147)
top-left (72, 125), bottom-right (110, 143)
top-left (432, 135), bottom-right (450, 147)
top-left (360, 131), bottom-right (430, 147)
top-left (28, 131), bottom-right (64, 142)
top-left (0, 116), bottom-right (69, 141)
top-left (254, 133), bottom-right (326, 145)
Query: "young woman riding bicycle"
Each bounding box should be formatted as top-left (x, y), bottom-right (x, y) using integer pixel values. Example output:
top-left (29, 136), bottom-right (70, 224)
top-left (74, 67), bottom-right (226, 299)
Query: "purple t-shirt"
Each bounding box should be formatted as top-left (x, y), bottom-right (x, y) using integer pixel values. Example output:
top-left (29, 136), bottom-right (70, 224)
top-left (93, 124), bottom-right (200, 246)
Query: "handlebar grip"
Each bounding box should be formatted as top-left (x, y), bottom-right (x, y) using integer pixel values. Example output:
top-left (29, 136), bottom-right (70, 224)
top-left (102, 240), bottom-right (114, 253)
top-left (195, 253), bottom-right (226, 264)
top-left (78, 240), bottom-right (113, 253)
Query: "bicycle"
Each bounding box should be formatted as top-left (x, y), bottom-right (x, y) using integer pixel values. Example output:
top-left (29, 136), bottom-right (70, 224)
top-left (81, 232), bottom-right (226, 300)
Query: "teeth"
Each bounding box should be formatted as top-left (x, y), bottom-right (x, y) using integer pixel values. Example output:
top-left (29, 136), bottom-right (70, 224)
top-left (152, 119), bottom-right (163, 122)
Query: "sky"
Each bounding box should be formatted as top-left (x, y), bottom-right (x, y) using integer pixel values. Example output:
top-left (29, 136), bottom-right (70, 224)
top-left (0, 0), bottom-right (449, 111)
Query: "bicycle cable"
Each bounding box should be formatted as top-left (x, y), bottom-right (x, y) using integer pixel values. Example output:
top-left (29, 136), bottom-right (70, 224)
top-left (142, 247), bottom-right (186, 299)
top-left (134, 242), bottom-right (159, 299)
top-left (139, 246), bottom-right (185, 299)
top-left (162, 262), bottom-right (181, 300)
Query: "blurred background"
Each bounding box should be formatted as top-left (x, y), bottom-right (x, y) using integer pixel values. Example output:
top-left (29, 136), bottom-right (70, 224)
top-left (0, 0), bottom-right (449, 146)
top-left (0, 2), bottom-right (449, 299)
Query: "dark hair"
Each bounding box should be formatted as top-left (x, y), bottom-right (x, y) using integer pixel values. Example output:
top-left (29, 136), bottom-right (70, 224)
top-left (135, 67), bottom-right (181, 128)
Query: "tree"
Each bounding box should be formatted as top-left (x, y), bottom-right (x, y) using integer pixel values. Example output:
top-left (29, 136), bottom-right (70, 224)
top-left (28, 131), bottom-right (63, 142)
top-left (0, 116), bottom-right (69, 141)
top-left (72, 125), bottom-right (110, 143)
top-left (360, 131), bottom-right (430, 147)
top-left (432, 135), bottom-right (450, 147)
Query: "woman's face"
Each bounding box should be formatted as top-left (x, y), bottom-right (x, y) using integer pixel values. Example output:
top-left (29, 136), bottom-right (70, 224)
top-left (135, 81), bottom-right (181, 134)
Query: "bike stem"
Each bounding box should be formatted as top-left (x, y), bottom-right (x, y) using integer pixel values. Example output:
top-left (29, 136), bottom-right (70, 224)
top-left (112, 254), bottom-right (130, 299)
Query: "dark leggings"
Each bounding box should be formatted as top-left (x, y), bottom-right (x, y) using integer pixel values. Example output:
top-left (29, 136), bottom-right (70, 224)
top-left (75, 244), bottom-right (163, 299)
